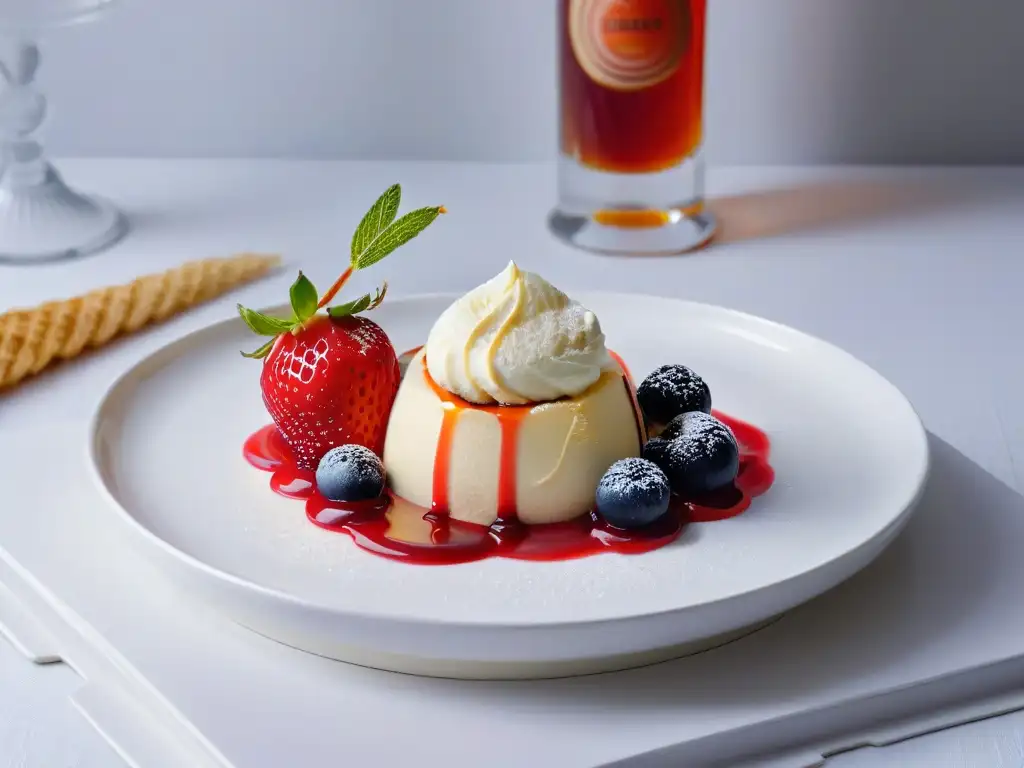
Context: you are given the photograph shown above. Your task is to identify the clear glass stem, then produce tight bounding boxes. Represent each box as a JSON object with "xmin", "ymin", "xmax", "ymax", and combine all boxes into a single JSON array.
[
  {"xmin": 0, "ymin": 35, "xmax": 125, "ymax": 263},
  {"xmin": 0, "ymin": 39, "xmax": 50, "ymax": 190}
]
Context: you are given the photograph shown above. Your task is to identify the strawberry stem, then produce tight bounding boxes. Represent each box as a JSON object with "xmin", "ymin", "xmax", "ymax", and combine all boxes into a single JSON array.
[{"xmin": 317, "ymin": 265, "xmax": 354, "ymax": 309}]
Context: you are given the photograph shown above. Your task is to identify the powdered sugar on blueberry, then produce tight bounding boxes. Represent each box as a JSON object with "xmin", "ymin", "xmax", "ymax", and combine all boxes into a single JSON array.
[
  {"xmin": 643, "ymin": 412, "xmax": 740, "ymax": 495},
  {"xmin": 637, "ymin": 364, "xmax": 711, "ymax": 427},
  {"xmin": 316, "ymin": 444, "xmax": 386, "ymax": 502},
  {"xmin": 595, "ymin": 457, "xmax": 671, "ymax": 529},
  {"xmin": 661, "ymin": 410, "xmax": 735, "ymax": 446}
]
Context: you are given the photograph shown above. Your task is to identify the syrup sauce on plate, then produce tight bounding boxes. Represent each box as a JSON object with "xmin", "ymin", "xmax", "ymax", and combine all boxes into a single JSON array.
[{"xmin": 243, "ymin": 350, "xmax": 774, "ymax": 565}]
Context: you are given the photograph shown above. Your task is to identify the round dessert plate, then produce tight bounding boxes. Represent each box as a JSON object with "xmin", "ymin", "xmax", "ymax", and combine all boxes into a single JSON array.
[{"xmin": 89, "ymin": 294, "xmax": 929, "ymax": 679}]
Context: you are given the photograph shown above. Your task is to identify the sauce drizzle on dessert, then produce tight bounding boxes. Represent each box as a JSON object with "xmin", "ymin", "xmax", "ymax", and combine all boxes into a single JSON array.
[
  {"xmin": 242, "ymin": 347, "xmax": 775, "ymax": 565},
  {"xmin": 430, "ymin": 407, "xmax": 459, "ymax": 516},
  {"xmin": 609, "ymin": 349, "xmax": 648, "ymax": 449},
  {"xmin": 423, "ymin": 361, "xmax": 531, "ymax": 526},
  {"xmin": 421, "ymin": 347, "xmax": 645, "ymax": 531}
]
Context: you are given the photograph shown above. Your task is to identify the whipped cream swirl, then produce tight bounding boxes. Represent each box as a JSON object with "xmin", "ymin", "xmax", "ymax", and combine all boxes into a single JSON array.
[{"xmin": 425, "ymin": 262, "xmax": 613, "ymax": 405}]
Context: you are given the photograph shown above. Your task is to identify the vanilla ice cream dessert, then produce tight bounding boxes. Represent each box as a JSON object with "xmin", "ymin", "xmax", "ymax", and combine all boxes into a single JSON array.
[{"xmin": 383, "ymin": 262, "xmax": 644, "ymax": 527}]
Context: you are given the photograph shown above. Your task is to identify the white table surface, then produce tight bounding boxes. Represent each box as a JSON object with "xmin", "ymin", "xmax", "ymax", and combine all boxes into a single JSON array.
[
  {"xmin": 1, "ymin": 160, "xmax": 1023, "ymax": 767},
  {"xmin": 4, "ymin": 621, "xmax": 1024, "ymax": 768}
]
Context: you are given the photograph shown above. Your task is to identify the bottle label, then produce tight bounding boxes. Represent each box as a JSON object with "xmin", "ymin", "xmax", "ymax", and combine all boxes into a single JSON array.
[{"xmin": 568, "ymin": 0, "xmax": 689, "ymax": 91}]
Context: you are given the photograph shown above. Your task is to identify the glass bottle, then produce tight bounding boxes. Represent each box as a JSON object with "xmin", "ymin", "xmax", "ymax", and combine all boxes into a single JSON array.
[{"xmin": 549, "ymin": 0, "xmax": 716, "ymax": 254}]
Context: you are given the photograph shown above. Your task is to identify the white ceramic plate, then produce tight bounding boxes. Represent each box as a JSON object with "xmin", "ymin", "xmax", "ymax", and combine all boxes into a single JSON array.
[{"xmin": 89, "ymin": 294, "xmax": 928, "ymax": 679}]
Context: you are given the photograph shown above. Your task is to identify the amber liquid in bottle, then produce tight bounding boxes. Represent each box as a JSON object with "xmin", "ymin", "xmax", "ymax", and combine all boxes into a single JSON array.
[
  {"xmin": 559, "ymin": 0, "xmax": 706, "ymax": 174},
  {"xmin": 550, "ymin": 0, "xmax": 716, "ymax": 252}
]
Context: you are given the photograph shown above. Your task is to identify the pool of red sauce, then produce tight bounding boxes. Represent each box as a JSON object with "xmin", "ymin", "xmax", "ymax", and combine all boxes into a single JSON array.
[{"xmin": 242, "ymin": 349, "xmax": 775, "ymax": 565}]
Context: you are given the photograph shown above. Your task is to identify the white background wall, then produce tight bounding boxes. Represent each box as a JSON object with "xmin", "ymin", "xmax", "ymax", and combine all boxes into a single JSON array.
[{"xmin": 30, "ymin": 0, "xmax": 1024, "ymax": 163}]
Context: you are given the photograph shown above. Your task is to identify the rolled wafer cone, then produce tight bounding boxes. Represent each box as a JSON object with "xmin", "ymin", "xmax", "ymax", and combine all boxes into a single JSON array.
[{"xmin": 0, "ymin": 252, "xmax": 281, "ymax": 391}]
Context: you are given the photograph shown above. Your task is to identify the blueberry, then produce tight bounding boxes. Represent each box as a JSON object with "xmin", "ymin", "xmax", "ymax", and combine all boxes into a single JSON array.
[
  {"xmin": 315, "ymin": 444, "xmax": 385, "ymax": 502},
  {"xmin": 658, "ymin": 411, "xmax": 705, "ymax": 441},
  {"xmin": 637, "ymin": 364, "xmax": 711, "ymax": 426},
  {"xmin": 640, "ymin": 436, "xmax": 674, "ymax": 470},
  {"xmin": 642, "ymin": 412, "xmax": 739, "ymax": 495},
  {"xmin": 595, "ymin": 458, "xmax": 671, "ymax": 529}
]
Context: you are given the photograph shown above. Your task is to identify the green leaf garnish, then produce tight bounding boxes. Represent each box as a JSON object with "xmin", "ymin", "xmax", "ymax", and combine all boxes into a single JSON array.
[
  {"xmin": 237, "ymin": 304, "xmax": 295, "ymax": 336},
  {"xmin": 289, "ymin": 271, "xmax": 319, "ymax": 323},
  {"xmin": 327, "ymin": 292, "xmax": 371, "ymax": 318},
  {"xmin": 237, "ymin": 184, "xmax": 443, "ymax": 362},
  {"xmin": 354, "ymin": 206, "xmax": 444, "ymax": 270},
  {"xmin": 241, "ymin": 338, "xmax": 276, "ymax": 359},
  {"xmin": 327, "ymin": 282, "xmax": 388, "ymax": 318},
  {"xmin": 350, "ymin": 184, "xmax": 401, "ymax": 264}
]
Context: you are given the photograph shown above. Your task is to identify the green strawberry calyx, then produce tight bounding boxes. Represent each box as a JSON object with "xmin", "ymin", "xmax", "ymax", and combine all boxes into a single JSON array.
[{"xmin": 236, "ymin": 183, "xmax": 445, "ymax": 359}]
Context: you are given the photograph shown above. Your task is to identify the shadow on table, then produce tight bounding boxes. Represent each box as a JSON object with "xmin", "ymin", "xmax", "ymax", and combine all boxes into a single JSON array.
[
  {"xmin": 703, "ymin": 0, "xmax": 1024, "ymax": 248},
  {"xmin": 707, "ymin": 179, "xmax": 980, "ymax": 246}
]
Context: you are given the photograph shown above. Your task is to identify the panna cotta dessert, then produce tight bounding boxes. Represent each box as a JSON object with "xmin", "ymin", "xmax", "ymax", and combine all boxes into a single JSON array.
[
  {"xmin": 383, "ymin": 262, "xmax": 644, "ymax": 526},
  {"xmin": 239, "ymin": 183, "xmax": 775, "ymax": 565}
]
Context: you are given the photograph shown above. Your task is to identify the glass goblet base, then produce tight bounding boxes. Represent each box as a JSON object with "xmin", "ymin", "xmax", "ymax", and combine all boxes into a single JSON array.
[{"xmin": 0, "ymin": 164, "xmax": 127, "ymax": 263}]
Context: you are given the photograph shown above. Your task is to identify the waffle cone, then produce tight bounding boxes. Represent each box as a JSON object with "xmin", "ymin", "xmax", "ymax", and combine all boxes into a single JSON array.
[{"xmin": 0, "ymin": 253, "xmax": 281, "ymax": 391}]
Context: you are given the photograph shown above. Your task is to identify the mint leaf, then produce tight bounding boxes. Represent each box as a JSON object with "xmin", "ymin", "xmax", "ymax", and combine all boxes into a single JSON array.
[
  {"xmin": 241, "ymin": 338, "xmax": 276, "ymax": 359},
  {"xmin": 237, "ymin": 304, "xmax": 294, "ymax": 336},
  {"xmin": 355, "ymin": 206, "xmax": 443, "ymax": 270},
  {"xmin": 351, "ymin": 184, "xmax": 401, "ymax": 264},
  {"xmin": 289, "ymin": 272, "xmax": 319, "ymax": 323},
  {"xmin": 326, "ymin": 282, "xmax": 388, "ymax": 319}
]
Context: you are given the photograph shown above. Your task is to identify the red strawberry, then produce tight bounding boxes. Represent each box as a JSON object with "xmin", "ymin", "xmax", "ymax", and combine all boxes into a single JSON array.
[
  {"xmin": 260, "ymin": 315, "xmax": 401, "ymax": 469},
  {"xmin": 236, "ymin": 182, "xmax": 444, "ymax": 469}
]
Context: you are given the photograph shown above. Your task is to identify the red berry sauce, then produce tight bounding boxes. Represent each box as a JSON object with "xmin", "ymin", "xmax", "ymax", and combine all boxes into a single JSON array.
[{"xmin": 242, "ymin": 350, "xmax": 775, "ymax": 565}]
